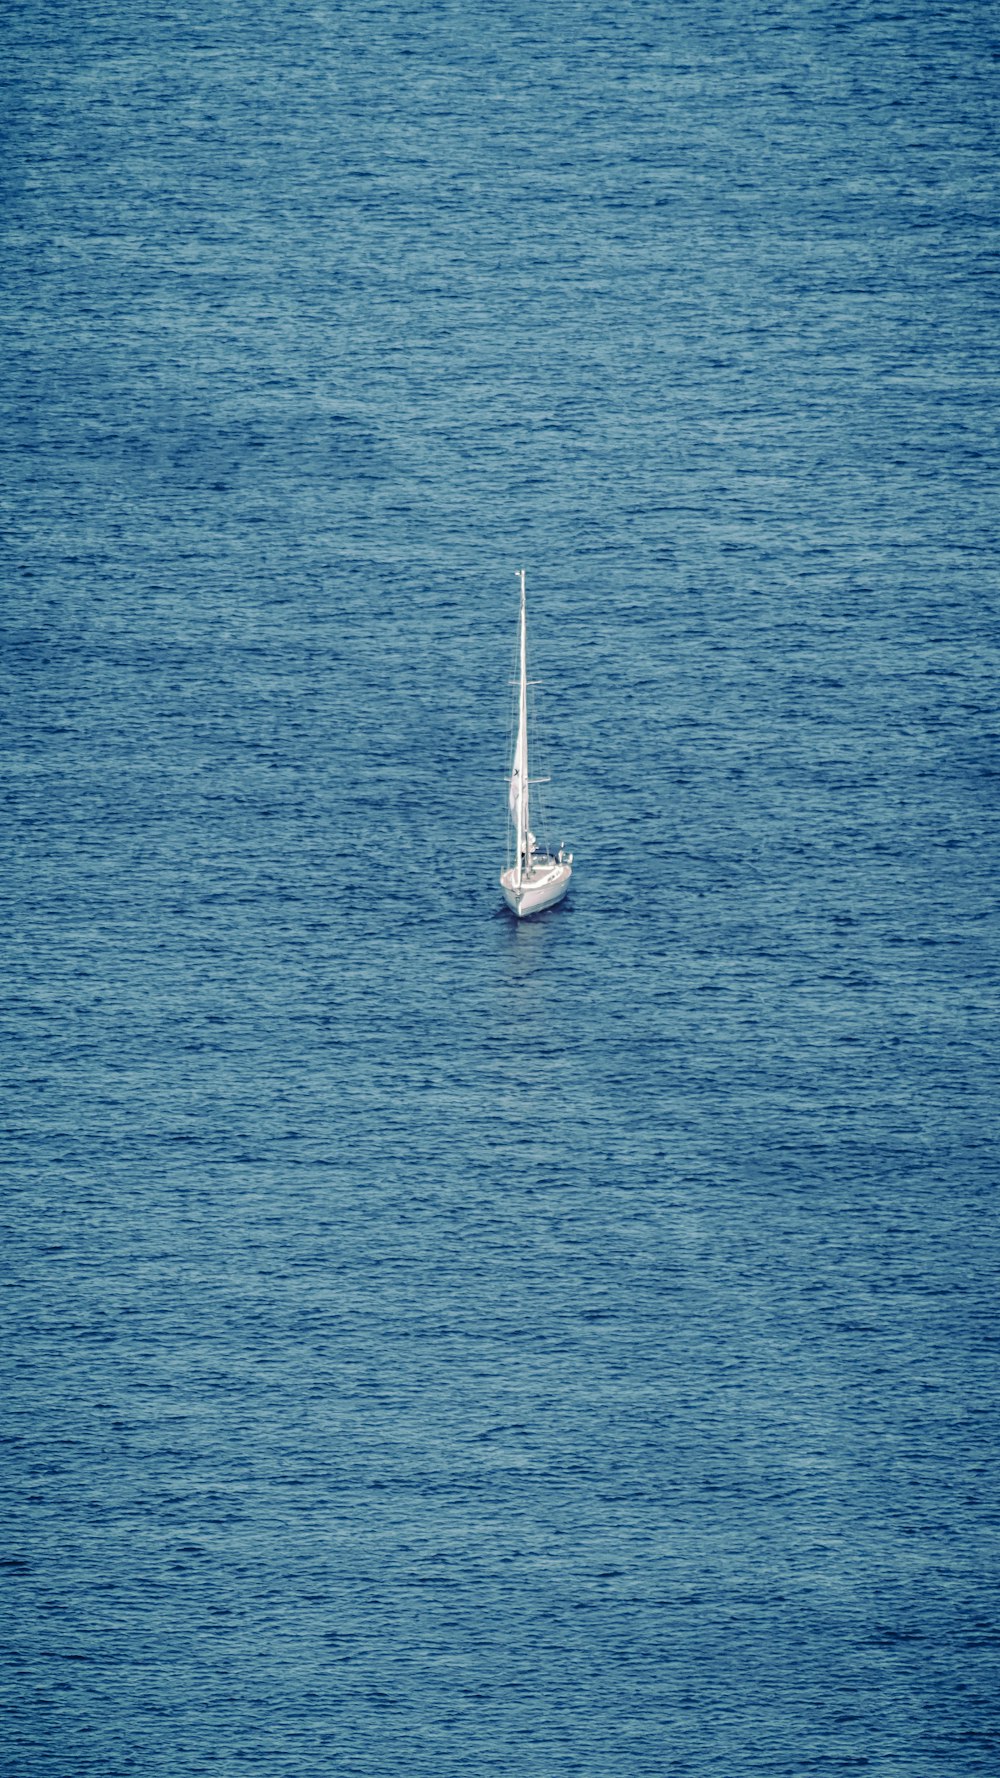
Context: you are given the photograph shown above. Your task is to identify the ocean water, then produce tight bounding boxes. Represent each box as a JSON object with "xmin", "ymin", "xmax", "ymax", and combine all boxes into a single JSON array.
[{"xmin": 2, "ymin": 2, "xmax": 998, "ymax": 1773}]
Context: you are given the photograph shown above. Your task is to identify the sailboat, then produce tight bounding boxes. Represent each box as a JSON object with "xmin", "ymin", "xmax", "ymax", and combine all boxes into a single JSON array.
[{"xmin": 500, "ymin": 569, "xmax": 573, "ymax": 918}]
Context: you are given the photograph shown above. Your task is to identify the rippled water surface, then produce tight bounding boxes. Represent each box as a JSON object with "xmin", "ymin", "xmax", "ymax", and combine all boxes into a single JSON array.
[{"xmin": 3, "ymin": 2, "xmax": 998, "ymax": 1773}]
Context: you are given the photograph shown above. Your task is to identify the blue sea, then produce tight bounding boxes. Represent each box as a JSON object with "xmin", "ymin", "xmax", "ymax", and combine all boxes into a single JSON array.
[{"xmin": 3, "ymin": 2, "xmax": 998, "ymax": 1773}]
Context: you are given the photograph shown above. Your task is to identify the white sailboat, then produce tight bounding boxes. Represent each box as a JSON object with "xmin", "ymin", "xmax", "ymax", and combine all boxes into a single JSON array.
[{"xmin": 500, "ymin": 569, "xmax": 573, "ymax": 918}]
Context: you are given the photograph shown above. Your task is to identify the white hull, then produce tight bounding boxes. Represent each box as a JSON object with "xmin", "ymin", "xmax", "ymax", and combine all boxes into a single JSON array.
[{"xmin": 500, "ymin": 859, "xmax": 572, "ymax": 919}]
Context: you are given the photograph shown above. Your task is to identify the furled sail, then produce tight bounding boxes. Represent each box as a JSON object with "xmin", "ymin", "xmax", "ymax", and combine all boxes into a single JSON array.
[
  {"xmin": 509, "ymin": 571, "xmax": 529, "ymax": 868},
  {"xmin": 508, "ymin": 718, "xmax": 527, "ymax": 821}
]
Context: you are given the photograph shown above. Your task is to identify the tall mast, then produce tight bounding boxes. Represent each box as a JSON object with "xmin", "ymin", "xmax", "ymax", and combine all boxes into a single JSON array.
[{"xmin": 514, "ymin": 567, "xmax": 529, "ymax": 888}]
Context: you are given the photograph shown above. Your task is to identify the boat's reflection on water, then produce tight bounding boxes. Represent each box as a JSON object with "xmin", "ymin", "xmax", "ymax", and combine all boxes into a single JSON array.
[{"xmin": 495, "ymin": 889, "xmax": 573, "ymax": 991}]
